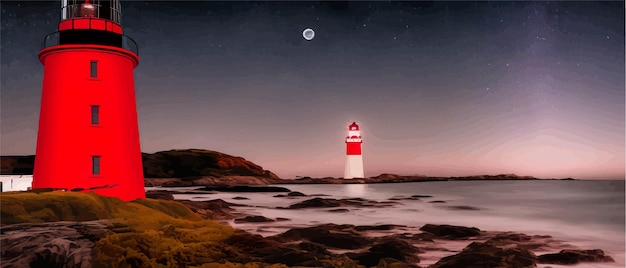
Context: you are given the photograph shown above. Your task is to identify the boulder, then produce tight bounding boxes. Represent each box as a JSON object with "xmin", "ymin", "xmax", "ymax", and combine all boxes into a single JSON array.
[
  {"xmin": 272, "ymin": 225, "xmax": 370, "ymax": 249},
  {"xmin": 145, "ymin": 190, "xmax": 175, "ymax": 200},
  {"xmin": 234, "ymin": 216, "xmax": 275, "ymax": 223},
  {"xmin": 430, "ymin": 242, "xmax": 537, "ymax": 268},
  {"xmin": 354, "ymin": 225, "xmax": 405, "ymax": 231},
  {"xmin": 538, "ymin": 249, "xmax": 615, "ymax": 264},
  {"xmin": 348, "ymin": 239, "xmax": 420, "ymax": 267},
  {"xmin": 419, "ymin": 224, "xmax": 481, "ymax": 239},
  {"xmin": 288, "ymin": 198, "xmax": 342, "ymax": 209},
  {"xmin": 200, "ymin": 186, "xmax": 291, "ymax": 193}
]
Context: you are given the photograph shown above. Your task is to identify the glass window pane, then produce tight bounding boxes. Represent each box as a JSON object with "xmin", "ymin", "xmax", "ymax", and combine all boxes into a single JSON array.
[
  {"xmin": 91, "ymin": 106, "xmax": 99, "ymax": 124},
  {"xmin": 92, "ymin": 156, "xmax": 100, "ymax": 175},
  {"xmin": 90, "ymin": 61, "xmax": 98, "ymax": 78}
]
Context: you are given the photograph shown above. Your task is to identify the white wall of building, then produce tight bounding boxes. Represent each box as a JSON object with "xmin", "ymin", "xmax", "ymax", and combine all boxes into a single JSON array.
[{"xmin": 0, "ymin": 175, "xmax": 33, "ymax": 192}]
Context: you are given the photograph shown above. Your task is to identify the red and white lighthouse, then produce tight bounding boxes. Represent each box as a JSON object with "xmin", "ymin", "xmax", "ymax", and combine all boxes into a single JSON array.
[
  {"xmin": 32, "ymin": 0, "xmax": 145, "ymax": 201},
  {"xmin": 344, "ymin": 122, "xmax": 364, "ymax": 179}
]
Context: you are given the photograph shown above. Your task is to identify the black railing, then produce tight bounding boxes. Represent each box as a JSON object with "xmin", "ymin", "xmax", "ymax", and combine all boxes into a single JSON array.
[{"xmin": 42, "ymin": 31, "xmax": 138, "ymax": 55}]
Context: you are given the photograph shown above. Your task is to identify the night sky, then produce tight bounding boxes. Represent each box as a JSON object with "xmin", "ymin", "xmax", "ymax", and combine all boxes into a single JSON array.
[{"xmin": 1, "ymin": 1, "xmax": 624, "ymax": 179}]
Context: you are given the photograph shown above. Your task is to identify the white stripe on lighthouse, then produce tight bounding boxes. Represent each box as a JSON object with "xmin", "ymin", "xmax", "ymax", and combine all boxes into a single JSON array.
[{"xmin": 344, "ymin": 155, "xmax": 364, "ymax": 179}]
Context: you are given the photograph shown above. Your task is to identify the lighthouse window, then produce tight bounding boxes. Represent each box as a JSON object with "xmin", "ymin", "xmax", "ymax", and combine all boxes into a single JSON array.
[
  {"xmin": 92, "ymin": 156, "xmax": 101, "ymax": 175},
  {"xmin": 91, "ymin": 105, "xmax": 99, "ymax": 125},
  {"xmin": 90, "ymin": 61, "xmax": 98, "ymax": 78}
]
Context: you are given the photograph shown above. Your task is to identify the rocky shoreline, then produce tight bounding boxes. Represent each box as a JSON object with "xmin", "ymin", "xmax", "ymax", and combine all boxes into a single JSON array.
[
  {"xmin": 151, "ymin": 189, "xmax": 615, "ymax": 267},
  {"xmin": 2, "ymin": 189, "xmax": 615, "ymax": 268}
]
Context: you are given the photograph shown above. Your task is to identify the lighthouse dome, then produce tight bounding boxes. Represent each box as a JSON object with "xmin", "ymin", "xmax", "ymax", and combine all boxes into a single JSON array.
[{"xmin": 349, "ymin": 122, "xmax": 359, "ymax": 131}]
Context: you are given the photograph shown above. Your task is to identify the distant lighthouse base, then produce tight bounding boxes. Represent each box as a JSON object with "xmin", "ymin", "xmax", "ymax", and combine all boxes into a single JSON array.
[{"xmin": 344, "ymin": 155, "xmax": 364, "ymax": 179}]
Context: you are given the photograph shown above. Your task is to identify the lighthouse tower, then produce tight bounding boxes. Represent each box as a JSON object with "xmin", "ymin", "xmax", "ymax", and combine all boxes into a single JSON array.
[
  {"xmin": 32, "ymin": 0, "xmax": 145, "ymax": 201},
  {"xmin": 344, "ymin": 122, "xmax": 364, "ymax": 179}
]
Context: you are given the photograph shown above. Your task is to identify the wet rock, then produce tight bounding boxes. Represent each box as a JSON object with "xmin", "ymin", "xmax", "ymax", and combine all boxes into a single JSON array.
[
  {"xmin": 430, "ymin": 242, "xmax": 537, "ymax": 268},
  {"xmin": 411, "ymin": 195, "xmax": 433, "ymax": 198},
  {"xmin": 389, "ymin": 196, "xmax": 422, "ymax": 201},
  {"xmin": 276, "ymin": 217, "xmax": 290, "ymax": 221},
  {"xmin": 145, "ymin": 190, "xmax": 174, "ymax": 200},
  {"xmin": 272, "ymin": 225, "xmax": 370, "ymax": 249},
  {"xmin": 232, "ymin": 196, "xmax": 249, "ymax": 200},
  {"xmin": 298, "ymin": 241, "xmax": 331, "ymax": 256},
  {"xmin": 287, "ymin": 197, "xmax": 398, "ymax": 209},
  {"xmin": 348, "ymin": 239, "xmax": 420, "ymax": 267},
  {"xmin": 288, "ymin": 198, "xmax": 342, "ymax": 209},
  {"xmin": 445, "ymin": 205, "xmax": 482, "ymax": 210},
  {"xmin": 429, "ymin": 200, "xmax": 446, "ymax": 203},
  {"xmin": 419, "ymin": 224, "xmax": 481, "ymax": 239},
  {"xmin": 287, "ymin": 191, "xmax": 306, "ymax": 197},
  {"xmin": 162, "ymin": 180, "xmax": 194, "ymax": 187},
  {"xmin": 234, "ymin": 216, "xmax": 275, "ymax": 223},
  {"xmin": 328, "ymin": 208, "xmax": 350, "ymax": 213},
  {"xmin": 199, "ymin": 185, "xmax": 291, "ymax": 192},
  {"xmin": 354, "ymin": 224, "xmax": 405, "ymax": 231},
  {"xmin": 538, "ymin": 249, "xmax": 615, "ymax": 264},
  {"xmin": 177, "ymin": 199, "xmax": 241, "ymax": 220},
  {"xmin": 484, "ymin": 232, "xmax": 550, "ymax": 251}
]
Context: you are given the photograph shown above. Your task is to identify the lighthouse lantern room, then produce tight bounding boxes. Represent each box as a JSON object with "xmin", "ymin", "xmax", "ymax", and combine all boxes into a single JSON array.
[
  {"xmin": 344, "ymin": 122, "xmax": 364, "ymax": 179},
  {"xmin": 32, "ymin": 0, "xmax": 145, "ymax": 201}
]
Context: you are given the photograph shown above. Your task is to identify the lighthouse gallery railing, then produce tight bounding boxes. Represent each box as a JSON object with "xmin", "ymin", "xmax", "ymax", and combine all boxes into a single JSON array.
[{"xmin": 42, "ymin": 31, "xmax": 139, "ymax": 56}]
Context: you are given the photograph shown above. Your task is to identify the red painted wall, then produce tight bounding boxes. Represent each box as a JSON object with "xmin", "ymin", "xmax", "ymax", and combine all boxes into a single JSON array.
[
  {"xmin": 33, "ymin": 44, "xmax": 145, "ymax": 201},
  {"xmin": 346, "ymin": 142, "xmax": 362, "ymax": 155}
]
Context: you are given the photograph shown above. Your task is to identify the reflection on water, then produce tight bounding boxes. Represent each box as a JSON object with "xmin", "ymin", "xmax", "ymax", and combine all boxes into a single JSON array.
[{"xmin": 345, "ymin": 184, "xmax": 367, "ymax": 198}]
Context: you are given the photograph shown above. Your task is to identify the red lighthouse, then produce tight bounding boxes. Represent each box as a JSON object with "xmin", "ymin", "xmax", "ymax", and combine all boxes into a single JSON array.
[
  {"xmin": 344, "ymin": 122, "xmax": 364, "ymax": 179},
  {"xmin": 32, "ymin": 0, "xmax": 145, "ymax": 201}
]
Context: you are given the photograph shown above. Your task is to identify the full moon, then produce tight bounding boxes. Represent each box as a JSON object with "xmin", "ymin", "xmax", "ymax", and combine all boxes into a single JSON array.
[{"xmin": 302, "ymin": 28, "xmax": 315, "ymax": 41}]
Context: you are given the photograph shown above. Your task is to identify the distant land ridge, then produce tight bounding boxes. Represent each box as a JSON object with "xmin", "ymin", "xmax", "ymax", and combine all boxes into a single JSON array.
[{"xmin": 1, "ymin": 149, "xmax": 574, "ymax": 187}]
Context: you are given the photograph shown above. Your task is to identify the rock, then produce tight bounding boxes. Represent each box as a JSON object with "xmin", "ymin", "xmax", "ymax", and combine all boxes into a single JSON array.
[
  {"xmin": 429, "ymin": 200, "xmax": 446, "ymax": 203},
  {"xmin": 298, "ymin": 241, "xmax": 331, "ymax": 256},
  {"xmin": 287, "ymin": 191, "xmax": 306, "ymax": 197},
  {"xmin": 161, "ymin": 180, "xmax": 194, "ymax": 187},
  {"xmin": 328, "ymin": 208, "xmax": 350, "ymax": 213},
  {"xmin": 354, "ymin": 224, "xmax": 405, "ymax": 231},
  {"xmin": 177, "ymin": 199, "xmax": 240, "ymax": 220},
  {"xmin": 538, "ymin": 249, "xmax": 615, "ymax": 264},
  {"xmin": 200, "ymin": 186, "xmax": 291, "ymax": 192},
  {"xmin": 288, "ymin": 198, "xmax": 342, "ymax": 209},
  {"xmin": 234, "ymin": 216, "xmax": 275, "ymax": 223},
  {"xmin": 287, "ymin": 197, "xmax": 398, "ymax": 209},
  {"xmin": 232, "ymin": 196, "xmax": 249, "ymax": 200},
  {"xmin": 430, "ymin": 242, "xmax": 537, "ymax": 268},
  {"xmin": 389, "ymin": 196, "xmax": 422, "ymax": 201},
  {"xmin": 485, "ymin": 232, "xmax": 553, "ymax": 251},
  {"xmin": 445, "ymin": 205, "xmax": 482, "ymax": 211},
  {"xmin": 411, "ymin": 195, "xmax": 433, "ymax": 198},
  {"xmin": 419, "ymin": 224, "xmax": 481, "ymax": 239},
  {"xmin": 348, "ymin": 239, "xmax": 420, "ymax": 267},
  {"xmin": 142, "ymin": 149, "xmax": 280, "ymax": 180},
  {"xmin": 145, "ymin": 190, "xmax": 174, "ymax": 200},
  {"xmin": 276, "ymin": 218, "xmax": 290, "ymax": 221},
  {"xmin": 272, "ymin": 225, "xmax": 370, "ymax": 249},
  {"xmin": 0, "ymin": 221, "xmax": 111, "ymax": 268},
  {"xmin": 273, "ymin": 194, "xmax": 286, "ymax": 197}
]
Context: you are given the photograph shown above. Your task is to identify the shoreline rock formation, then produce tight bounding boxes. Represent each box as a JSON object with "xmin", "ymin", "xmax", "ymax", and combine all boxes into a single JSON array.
[{"xmin": 1, "ymin": 190, "xmax": 616, "ymax": 268}]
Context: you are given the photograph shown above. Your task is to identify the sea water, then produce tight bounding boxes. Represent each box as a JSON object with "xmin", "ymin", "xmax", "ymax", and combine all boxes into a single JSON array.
[{"xmin": 150, "ymin": 180, "xmax": 625, "ymax": 267}]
